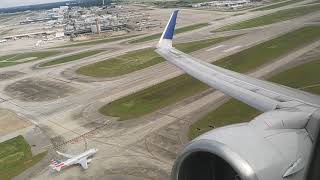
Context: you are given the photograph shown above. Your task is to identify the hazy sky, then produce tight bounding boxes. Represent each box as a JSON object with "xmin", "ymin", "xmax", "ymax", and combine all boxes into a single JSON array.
[{"xmin": 0, "ymin": 0, "xmax": 66, "ymax": 8}]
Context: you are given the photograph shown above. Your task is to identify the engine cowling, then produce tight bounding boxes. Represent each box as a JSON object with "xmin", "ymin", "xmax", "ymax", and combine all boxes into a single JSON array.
[{"xmin": 172, "ymin": 110, "xmax": 313, "ymax": 180}]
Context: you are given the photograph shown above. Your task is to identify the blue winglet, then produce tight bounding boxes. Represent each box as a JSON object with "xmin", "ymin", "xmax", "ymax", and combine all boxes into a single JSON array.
[
  {"xmin": 163, "ymin": 10, "xmax": 179, "ymax": 40},
  {"xmin": 158, "ymin": 10, "xmax": 179, "ymax": 48}
]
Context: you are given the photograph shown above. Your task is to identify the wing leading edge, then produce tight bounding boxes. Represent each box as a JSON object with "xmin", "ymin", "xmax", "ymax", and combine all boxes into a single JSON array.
[{"xmin": 156, "ymin": 10, "xmax": 320, "ymax": 112}]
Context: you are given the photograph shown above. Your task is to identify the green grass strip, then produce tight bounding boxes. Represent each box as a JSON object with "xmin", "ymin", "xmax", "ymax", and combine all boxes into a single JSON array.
[
  {"xmin": 100, "ymin": 26, "xmax": 320, "ymax": 121},
  {"xmin": 76, "ymin": 48, "xmax": 163, "ymax": 78},
  {"xmin": 0, "ymin": 29, "xmax": 13, "ymax": 36},
  {"xmin": 214, "ymin": 26, "xmax": 320, "ymax": 72},
  {"xmin": 0, "ymin": 135, "xmax": 47, "ymax": 180},
  {"xmin": 55, "ymin": 34, "xmax": 141, "ymax": 48},
  {"xmin": 252, "ymin": 0, "xmax": 303, "ymax": 11},
  {"xmin": 100, "ymin": 75, "xmax": 210, "ymax": 120},
  {"xmin": 40, "ymin": 50, "xmax": 104, "ymax": 67},
  {"xmin": 306, "ymin": 0, "xmax": 320, "ymax": 4},
  {"xmin": 128, "ymin": 23, "xmax": 209, "ymax": 44},
  {"xmin": 77, "ymin": 35, "xmax": 235, "ymax": 78},
  {"xmin": 0, "ymin": 51, "xmax": 60, "ymax": 68},
  {"xmin": 216, "ymin": 4, "xmax": 320, "ymax": 32}
]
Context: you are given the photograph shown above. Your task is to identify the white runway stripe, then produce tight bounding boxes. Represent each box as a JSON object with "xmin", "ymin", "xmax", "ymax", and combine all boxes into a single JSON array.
[
  {"xmin": 223, "ymin": 45, "xmax": 242, "ymax": 52},
  {"xmin": 205, "ymin": 45, "xmax": 225, "ymax": 51}
]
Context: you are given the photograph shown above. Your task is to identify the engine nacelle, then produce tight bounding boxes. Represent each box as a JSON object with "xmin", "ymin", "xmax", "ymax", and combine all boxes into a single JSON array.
[{"xmin": 172, "ymin": 110, "xmax": 313, "ymax": 180}]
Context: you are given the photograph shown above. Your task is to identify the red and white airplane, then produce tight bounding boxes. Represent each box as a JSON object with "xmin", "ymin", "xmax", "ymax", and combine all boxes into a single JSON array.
[{"xmin": 50, "ymin": 148, "xmax": 98, "ymax": 172}]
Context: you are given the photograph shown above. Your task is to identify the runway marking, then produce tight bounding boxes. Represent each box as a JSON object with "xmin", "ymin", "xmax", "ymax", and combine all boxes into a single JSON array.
[
  {"xmin": 299, "ymin": 83, "xmax": 320, "ymax": 90},
  {"xmin": 223, "ymin": 45, "xmax": 242, "ymax": 53},
  {"xmin": 205, "ymin": 45, "xmax": 225, "ymax": 52}
]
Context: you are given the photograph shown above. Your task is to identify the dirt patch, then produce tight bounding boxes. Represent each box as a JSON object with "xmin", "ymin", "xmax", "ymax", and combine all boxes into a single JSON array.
[
  {"xmin": 0, "ymin": 108, "xmax": 31, "ymax": 136},
  {"xmin": 0, "ymin": 71, "xmax": 25, "ymax": 81},
  {"xmin": 4, "ymin": 78, "xmax": 77, "ymax": 102}
]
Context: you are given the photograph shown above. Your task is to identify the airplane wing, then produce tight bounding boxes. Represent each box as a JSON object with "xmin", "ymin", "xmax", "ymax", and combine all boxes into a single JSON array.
[
  {"xmin": 156, "ymin": 10, "xmax": 320, "ymax": 112},
  {"xmin": 156, "ymin": 10, "xmax": 320, "ymax": 180},
  {"xmin": 56, "ymin": 151, "xmax": 74, "ymax": 158},
  {"xmin": 78, "ymin": 158, "xmax": 88, "ymax": 169}
]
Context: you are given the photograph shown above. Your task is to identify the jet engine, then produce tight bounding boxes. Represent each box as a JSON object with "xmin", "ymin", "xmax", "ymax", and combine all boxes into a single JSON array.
[{"xmin": 172, "ymin": 110, "xmax": 314, "ymax": 180}]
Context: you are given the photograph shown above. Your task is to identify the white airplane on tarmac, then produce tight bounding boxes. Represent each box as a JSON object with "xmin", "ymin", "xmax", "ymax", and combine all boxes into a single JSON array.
[{"xmin": 50, "ymin": 148, "xmax": 98, "ymax": 172}]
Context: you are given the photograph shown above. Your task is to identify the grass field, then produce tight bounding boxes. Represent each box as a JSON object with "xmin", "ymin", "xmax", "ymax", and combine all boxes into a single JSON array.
[
  {"xmin": 214, "ymin": 26, "xmax": 320, "ymax": 72},
  {"xmin": 40, "ymin": 50, "xmax": 104, "ymax": 67},
  {"xmin": 0, "ymin": 14, "xmax": 18, "ymax": 23},
  {"xmin": 0, "ymin": 136, "xmax": 47, "ymax": 180},
  {"xmin": 77, "ymin": 35, "xmax": 234, "ymax": 78},
  {"xmin": 76, "ymin": 48, "xmax": 163, "ymax": 78},
  {"xmin": 216, "ymin": 4, "xmax": 320, "ymax": 31},
  {"xmin": 0, "ymin": 51, "xmax": 60, "ymax": 68},
  {"xmin": 54, "ymin": 34, "xmax": 141, "ymax": 48},
  {"xmin": 306, "ymin": 0, "xmax": 320, "ymax": 4},
  {"xmin": 270, "ymin": 57, "xmax": 320, "ymax": 94},
  {"xmin": 232, "ymin": 13, "xmax": 246, "ymax": 16},
  {"xmin": 0, "ymin": 29, "xmax": 13, "ymax": 36},
  {"xmin": 99, "ymin": 26, "xmax": 320, "ymax": 121},
  {"xmin": 128, "ymin": 23, "xmax": 209, "ymax": 44},
  {"xmin": 189, "ymin": 56, "xmax": 320, "ymax": 139},
  {"xmin": 100, "ymin": 75, "xmax": 209, "ymax": 120},
  {"xmin": 0, "ymin": 13, "xmax": 24, "ymax": 19},
  {"xmin": 252, "ymin": 0, "xmax": 303, "ymax": 11},
  {"xmin": 0, "ymin": 14, "xmax": 16, "ymax": 19}
]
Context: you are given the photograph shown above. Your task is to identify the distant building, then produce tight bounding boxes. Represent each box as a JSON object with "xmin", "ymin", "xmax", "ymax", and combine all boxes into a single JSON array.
[
  {"xmin": 192, "ymin": 0, "xmax": 251, "ymax": 9},
  {"xmin": 60, "ymin": 6, "xmax": 69, "ymax": 11},
  {"xmin": 55, "ymin": 32, "xmax": 65, "ymax": 38},
  {"xmin": 192, "ymin": 4, "xmax": 201, "ymax": 8},
  {"xmin": 91, "ymin": 24, "xmax": 101, "ymax": 34}
]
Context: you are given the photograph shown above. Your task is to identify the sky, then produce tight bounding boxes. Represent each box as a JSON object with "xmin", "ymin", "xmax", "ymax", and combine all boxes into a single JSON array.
[{"xmin": 0, "ymin": 0, "xmax": 67, "ymax": 8}]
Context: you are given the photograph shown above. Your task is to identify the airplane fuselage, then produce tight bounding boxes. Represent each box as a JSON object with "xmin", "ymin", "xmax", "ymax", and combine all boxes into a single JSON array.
[{"xmin": 64, "ymin": 148, "xmax": 97, "ymax": 166}]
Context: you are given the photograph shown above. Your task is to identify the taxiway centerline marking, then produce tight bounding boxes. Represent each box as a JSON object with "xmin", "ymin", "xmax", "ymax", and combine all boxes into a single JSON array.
[
  {"xmin": 223, "ymin": 45, "xmax": 242, "ymax": 53},
  {"xmin": 205, "ymin": 45, "xmax": 225, "ymax": 51}
]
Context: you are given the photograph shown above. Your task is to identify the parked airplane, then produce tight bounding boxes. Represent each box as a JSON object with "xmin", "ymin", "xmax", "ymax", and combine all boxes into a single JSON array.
[
  {"xmin": 50, "ymin": 148, "xmax": 98, "ymax": 172},
  {"xmin": 156, "ymin": 10, "xmax": 320, "ymax": 180}
]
